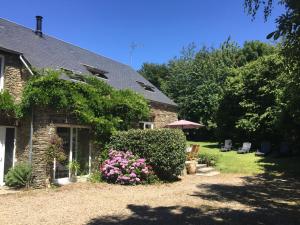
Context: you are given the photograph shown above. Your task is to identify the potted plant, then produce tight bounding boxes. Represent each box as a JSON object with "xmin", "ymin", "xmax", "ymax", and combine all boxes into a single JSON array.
[
  {"xmin": 185, "ymin": 160, "xmax": 197, "ymax": 174},
  {"xmin": 68, "ymin": 160, "xmax": 80, "ymax": 182}
]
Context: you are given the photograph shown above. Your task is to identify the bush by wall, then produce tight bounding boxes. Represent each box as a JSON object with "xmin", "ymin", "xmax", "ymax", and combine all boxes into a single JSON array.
[
  {"xmin": 109, "ymin": 129, "xmax": 186, "ymax": 181},
  {"xmin": 5, "ymin": 163, "xmax": 32, "ymax": 188}
]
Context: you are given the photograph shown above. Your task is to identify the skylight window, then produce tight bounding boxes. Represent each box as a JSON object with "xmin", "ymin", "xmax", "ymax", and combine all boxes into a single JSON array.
[
  {"xmin": 83, "ymin": 64, "xmax": 108, "ymax": 80},
  {"xmin": 136, "ymin": 81, "xmax": 155, "ymax": 92},
  {"xmin": 61, "ymin": 68, "xmax": 85, "ymax": 82}
]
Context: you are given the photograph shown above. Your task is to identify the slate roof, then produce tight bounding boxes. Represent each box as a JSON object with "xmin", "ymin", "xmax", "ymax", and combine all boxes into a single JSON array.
[{"xmin": 0, "ymin": 18, "xmax": 176, "ymax": 106}]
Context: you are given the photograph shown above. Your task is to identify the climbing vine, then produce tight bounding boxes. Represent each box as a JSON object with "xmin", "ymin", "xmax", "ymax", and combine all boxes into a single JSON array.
[
  {"xmin": 0, "ymin": 90, "xmax": 17, "ymax": 118},
  {"xmin": 19, "ymin": 69, "xmax": 150, "ymax": 142}
]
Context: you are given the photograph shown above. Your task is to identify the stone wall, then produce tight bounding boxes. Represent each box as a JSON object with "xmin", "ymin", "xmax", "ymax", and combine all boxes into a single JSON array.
[
  {"xmin": 1, "ymin": 50, "xmax": 30, "ymax": 103},
  {"xmin": 15, "ymin": 118, "xmax": 31, "ymax": 164},
  {"xmin": 0, "ymin": 50, "xmax": 31, "ymax": 173},
  {"xmin": 150, "ymin": 101, "xmax": 178, "ymax": 128}
]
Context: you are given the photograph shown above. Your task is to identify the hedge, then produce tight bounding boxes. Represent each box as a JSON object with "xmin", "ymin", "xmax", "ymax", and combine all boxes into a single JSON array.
[{"xmin": 109, "ymin": 128, "xmax": 186, "ymax": 181}]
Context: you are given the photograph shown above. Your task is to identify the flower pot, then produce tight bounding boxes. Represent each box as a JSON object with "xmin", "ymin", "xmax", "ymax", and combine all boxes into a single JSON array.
[
  {"xmin": 70, "ymin": 175, "xmax": 77, "ymax": 182},
  {"xmin": 185, "ymin": 160, "xmax": 197, "ymax": 174}
]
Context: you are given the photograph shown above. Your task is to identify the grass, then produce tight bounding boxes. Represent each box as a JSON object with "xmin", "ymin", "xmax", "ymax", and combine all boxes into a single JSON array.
[{"xmin": 189, "ymin": 141, "xmax": 300, "ymax": 176}]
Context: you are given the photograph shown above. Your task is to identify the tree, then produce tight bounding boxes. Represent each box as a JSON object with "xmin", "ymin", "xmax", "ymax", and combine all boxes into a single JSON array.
[
  {"xmin": 165, "ymin": 40, "xmax": 275, "ymax": 130},
  {"xmin": 245, "ymin": 0, "xmax": 300, "ymax": 148},
  {"xmin": 138, "ymin": 63, "xmax": 170, "ymax": 90},
  {"xmin": 216, "ymin": 54, "xmax": 286, "ymax": 143}
]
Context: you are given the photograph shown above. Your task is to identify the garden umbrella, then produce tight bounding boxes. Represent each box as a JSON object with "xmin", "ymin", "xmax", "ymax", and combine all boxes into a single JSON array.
[{"xmin": 165, "ymin": 120, "xmax": 204, "ymax": 129}]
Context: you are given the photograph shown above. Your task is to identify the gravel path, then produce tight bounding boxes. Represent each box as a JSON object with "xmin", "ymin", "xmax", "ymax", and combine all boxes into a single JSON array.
[{"xmin": 0, "ymin": 174, "xmax": 299, "ymax": 225}]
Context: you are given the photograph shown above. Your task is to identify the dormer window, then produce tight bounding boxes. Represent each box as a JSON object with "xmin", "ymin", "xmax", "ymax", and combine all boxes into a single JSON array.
[
  {"xmin": 61, "ymin": 68, "xmax": 85, "ymax": 82},
  {"xmin": 0, "ymin": 55, "xmax": 4, "ymax": 90},
  {"xmin": 136, "ymin": 81, "xmax": 155, "ymax": 92},
  {"xmin": 83, "ymin": 64, "xmax": 108, "ymax": 80}
]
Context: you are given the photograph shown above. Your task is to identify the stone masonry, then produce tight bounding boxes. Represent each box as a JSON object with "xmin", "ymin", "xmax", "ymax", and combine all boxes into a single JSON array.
[
  {"xmin": 1, "ymin": 50, "xmax": 30, "ymax": 103},
  {"xmin": 150, "ymin": 101, "xmax": 178, "ymax": 128}
]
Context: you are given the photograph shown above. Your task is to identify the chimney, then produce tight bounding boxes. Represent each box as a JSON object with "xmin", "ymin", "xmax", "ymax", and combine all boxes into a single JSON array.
[{"xmin": 35, "ymin": 16, "xmax": 43, "ymax": 37}]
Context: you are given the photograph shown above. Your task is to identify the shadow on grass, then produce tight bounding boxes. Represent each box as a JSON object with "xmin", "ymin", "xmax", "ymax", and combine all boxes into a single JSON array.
[
  {"xmin": 202, "ymin": 144, "xmax": 219, "ymax": 149},
  {"xmin": 257, "ymin": 155, "xmax": 300, "ymax": 177}
]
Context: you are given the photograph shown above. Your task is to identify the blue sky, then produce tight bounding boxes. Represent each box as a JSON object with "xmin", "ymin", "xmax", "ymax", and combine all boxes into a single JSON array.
[{"xmin": 2, "ymin": 0, "xmax": 283, "ymax": 69}]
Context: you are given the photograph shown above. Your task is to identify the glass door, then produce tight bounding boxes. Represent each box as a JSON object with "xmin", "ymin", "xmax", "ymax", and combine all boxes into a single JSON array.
[
  {"xmin": 54, "ymin": 127, "xmax": 91, "ymax": 183},
  {"xmin": 55, "ymin": 127, "xmax": 71, "ymax": 179},
  {"xmin": 0, "ymin": 127, "xmax": 15, "ymax": 185},
  {"xmin": 76, "ymin": 128, "xmax": 90, "ymax": 176}
]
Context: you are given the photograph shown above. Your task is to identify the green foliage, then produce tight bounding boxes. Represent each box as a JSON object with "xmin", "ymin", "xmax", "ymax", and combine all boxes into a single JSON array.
[
  {"xmin": 140, "ymin": 40, "xmax": 276, "ymax": 133},
  {"xmin": 19, "ymin": 69, "xmax": 150, "ymax": 142},
  {"xmin": 138, "ymin": 63, "xmax": 170, "ymax": 90},
  {"xmin": 46, "ymin": 134, "xmax": 67, "ymax": 163},
  {"xmin": 109, "ymin": 129, "xmax": 187, "ymax": 181},
  {"xmin": 145, "ymin": 173, "xmax": 160, "ymax": 184},
  {"xmin": 198, "ymin": 152, "xmax": 219, "ymax": 167},
  {"xmin": 244, "ymin": 1, "xmax": 300, "ymax": 149},
  {"xmin": 216, "ymin": 54, "xmax": 286, "ymax": 142},
  {"xmin": 88, "ymin": 171, "xmax": 103, "ymax": 183},
  {"xmin": 0, "ymin": 90, "xmax": 17, "ymax": 117},
  {"xmin": 5, "ymin": 163, "xmax": 32, "ymax": 188},
  {"xmin": 68, "ymin": 160, "xmax": 80, "ymax": 176}
]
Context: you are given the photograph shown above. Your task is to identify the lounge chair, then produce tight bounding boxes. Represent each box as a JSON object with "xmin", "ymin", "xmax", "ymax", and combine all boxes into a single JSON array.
[
  {"xmin": 186, "ymin": 145, "xmax": 192, "ymax": 153},
  {"xmin": 187, "ymin": 144, "xmax": 200, "ymax": 160},
  {"xmin": 255, "ymin": 142, "xmax": 271, "ymax": 156},
  {"xmin": 237, "ymin": 142, "xmax": 251, "ymax": 154},
  {"xmin": 220, "ymin": 139, "xmax": 232, "ymax": 152}
]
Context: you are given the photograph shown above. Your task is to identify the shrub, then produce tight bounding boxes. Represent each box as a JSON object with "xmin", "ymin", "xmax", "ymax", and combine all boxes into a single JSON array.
[
  {"xmin": 109, "ymin": 128, "xmax": 186, "ymax": 181},
  {"xmin": 5, "ymin": 163, "xmax": 32, "ymax": 188},
  {"xmin": 198, "ymin": 152, "xmax": 219, "ymax": 166},
  {"xmin": 0, "ymin": 90, "xmax": 17, "ymax": 117},
  {"xmin": 101, "ymin": 150, "xmax": 152, "ymax": 185},
  {"xmin": 89, "ymin": 171, "xmax": 103, "ymax": 183}
]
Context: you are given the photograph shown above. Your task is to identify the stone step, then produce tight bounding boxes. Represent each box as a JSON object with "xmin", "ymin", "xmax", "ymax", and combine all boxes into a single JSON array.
[
  {"xmin": 197, "ymin": 167, "xmax": 215, "ymax": 173},
  {"xmin": 196, "ymin": 171, "xmax": 220, "ymax": 176},
  {"xmin": 196, "ymin": 164, "xmax": 207, "ymax": 169}
]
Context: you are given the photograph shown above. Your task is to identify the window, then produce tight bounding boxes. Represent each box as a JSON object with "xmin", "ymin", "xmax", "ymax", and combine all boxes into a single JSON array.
[
  {"xmin": 83, "ymin": 64, "xmax": 108, "ymax": 80},
  {"xmin": 61, "ymin": 68, "xmax": 86, "ymax": 83},
  {"xmin": 136, "ymin": 81, "xmax": 155, "ymax": 92},
  {"xmin": 0, "ymin": 55, "xmax": 4, "ymax": 91},
  {"xmin": 139, "ymin": 121, "xmax": 154, "ymax": 130}
]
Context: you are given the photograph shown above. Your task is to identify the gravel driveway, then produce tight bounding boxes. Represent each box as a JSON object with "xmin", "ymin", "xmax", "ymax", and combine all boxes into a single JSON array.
[{"xmin": 0, "ymin": 174, "xmax": 299, "ymax": 225}]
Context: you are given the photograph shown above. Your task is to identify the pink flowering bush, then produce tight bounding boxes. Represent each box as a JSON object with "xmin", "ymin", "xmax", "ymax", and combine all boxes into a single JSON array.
[{"xmin": 100, "ymin": 150, "xmax": 153, "ymax": 185}]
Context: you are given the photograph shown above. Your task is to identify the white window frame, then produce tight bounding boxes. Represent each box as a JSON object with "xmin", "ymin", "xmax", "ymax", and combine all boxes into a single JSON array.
[
  {"xmin": 53, "ymin": 125, "xmax": 92, "ymax": 185},
  {"xmin": 0, "ymin": 55, "xmax": 5, "ymax": 91},
  {"xmin": 139, "ymin": 121, "xmax": 154, "ymax": 130}
]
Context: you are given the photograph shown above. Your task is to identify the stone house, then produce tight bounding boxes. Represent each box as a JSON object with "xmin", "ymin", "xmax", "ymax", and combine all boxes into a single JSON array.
[{"xmin": 0, "ymin": 17, "xmax": 177, "ymax": 187}]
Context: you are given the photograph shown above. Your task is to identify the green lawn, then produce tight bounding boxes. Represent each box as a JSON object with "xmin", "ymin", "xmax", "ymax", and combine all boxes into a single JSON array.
[{"xmin": 189, "ymin": 141, "xmax": 300, "ymax": 176}]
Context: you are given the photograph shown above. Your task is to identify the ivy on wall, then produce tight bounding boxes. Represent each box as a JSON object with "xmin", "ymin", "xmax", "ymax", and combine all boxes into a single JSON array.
[
  {"xmin": 0, "ymin": 90, "xmax": 17, "ymax": 118},
  {"xmin": 2, "ymin": 69, "xmax": 150, "ymax": 142}
]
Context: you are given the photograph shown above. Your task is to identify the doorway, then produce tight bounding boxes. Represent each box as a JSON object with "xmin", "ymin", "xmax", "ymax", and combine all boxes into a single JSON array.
[
  {"xmin": 54, "ymin": 126, "xmax": 91, "ymax": 184},
  {"xmin": 0, "ymin": 127, "xmax": 15, "ymax": 185}
]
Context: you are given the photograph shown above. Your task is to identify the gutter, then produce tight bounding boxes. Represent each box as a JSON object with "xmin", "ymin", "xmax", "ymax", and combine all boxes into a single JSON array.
[
  {"xmin": 29, "ymin": 109, "xmax": 33, "ymax": 164},
  {"xmin": 19, "ymin": 54, "xmax": 34, "ymax": 163},
  {"xmin": 19, "ymin": 55, "xmax": 34, "ymax": 76}
]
